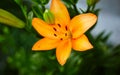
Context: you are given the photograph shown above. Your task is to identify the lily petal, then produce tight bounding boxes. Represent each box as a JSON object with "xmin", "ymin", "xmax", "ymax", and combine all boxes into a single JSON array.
[
  {"xmin": 56, "ymin": 39, "xmax": 71, "ymax": 66},
  {"xmin": 72, "ymin": 35, "xmax": 93, "ymax": 51},
  {"xmin": 32, "ymin": 38, "xmax": 60, "ymax": 50},
  {"xmin": 50, "ymin": 0, "xmax": 70, "ymax": 25},
  {"xmin": 69, "ymin": 13, "xmax": 97, "ymax": 38},
  {"xmin": 32, "ymin": 18, "xmax": 56, "ymax": 39}
]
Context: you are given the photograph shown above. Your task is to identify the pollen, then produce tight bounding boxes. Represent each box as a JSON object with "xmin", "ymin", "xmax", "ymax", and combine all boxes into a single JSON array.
[
  {"xmin": 54, "ymin": 33, "xmax": 57, "ymax": 37},
  {"xmin": 52, "ymin": 24, "xmax": 71, "ymax": 40},
  {"xmin": 60, "ymin": 38, "xmax": 63, "ymax": 40},
  {"xmin": 65, "ymin": 26, "xmax": 68, "ymax": 31},
  {"xmin": 53, "ymin": 27, "xmax": 57, "ymax": 31},
  {"xmin": 58, "ymin": 24, "xmax": 61, "ymax": 27},
  {"xmin": 65, "ymin": 33, "xmax": 67, "ymax": 36}
]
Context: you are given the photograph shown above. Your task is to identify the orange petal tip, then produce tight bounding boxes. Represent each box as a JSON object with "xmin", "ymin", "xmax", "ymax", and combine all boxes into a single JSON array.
[{"xmin": 58, "ymin": 59, "xmax": 66, "ymax": 66}]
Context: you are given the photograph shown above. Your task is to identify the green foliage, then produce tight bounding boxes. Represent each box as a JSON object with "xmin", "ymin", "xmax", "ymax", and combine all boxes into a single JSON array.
[
  {"xmin": 14, "ymin": 0, "xmax": 28, "ymax": 19},
  {"xmin": 32, "ymin": 0, "xmax": 49, "ymax": 5},
  {"xmin": 32, "ymin": 5, "xmax": 44, "ymax": 19},
  {"xmin": 0, "ymin": 0, "xmax": 120, "ymax": 75},
  {"xmin": 62, "ymin": 0, "xmax": 79, "ymax": 18},
  {"xmin": 87, "ymin": 0, "xmax": 99, "ymax": 6},
  {"xmin": 86, "ymin": 0, "xmax": 100, "ymax": 14},
  {"xmin": 69, "ymin": 0, "xmax": 79, "ymax": 5}
]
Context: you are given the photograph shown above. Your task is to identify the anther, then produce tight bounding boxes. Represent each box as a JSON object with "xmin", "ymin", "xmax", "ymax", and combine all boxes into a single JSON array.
[
  {"xmin": 60, "ymin": 38, "xmax": 63, "ymax": 40},
  {"xmin": 58, "ymin": 24, "xmax": 61, "ymax": 27},
  {"xmin": 65, "ymin": 33, "xmax": 67, "ymax": 36},
  {"xmin": 54, "ymin": 34, "xmax": 57, "ymax": 37},
  {"xmin": 65, "ymin": 26, "xmax": 68, "ymax": 31},
  {"xmin": 53, "ymin": 27, "xmax": 57, "ymax": 31}
]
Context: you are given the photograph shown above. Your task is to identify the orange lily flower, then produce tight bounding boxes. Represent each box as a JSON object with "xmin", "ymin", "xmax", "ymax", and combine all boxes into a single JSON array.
[{"xmin": 32, "ymin": 0, "xmax": 97, "ymax": 65}]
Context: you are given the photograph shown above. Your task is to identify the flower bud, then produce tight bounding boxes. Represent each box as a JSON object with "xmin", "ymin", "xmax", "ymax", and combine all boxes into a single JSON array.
[
  {"xmin": 0, "ymin": 9, "xmax": 25, "ymax": 28},
  {"xmin": 43, "ymin": 9, "xmax": 55, "ymax": 24}
]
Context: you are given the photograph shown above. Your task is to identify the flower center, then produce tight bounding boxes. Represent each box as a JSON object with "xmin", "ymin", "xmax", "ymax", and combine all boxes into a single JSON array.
[{"xmin": 52, "ymin": 24, "xmax": 71, "ymax": 40}]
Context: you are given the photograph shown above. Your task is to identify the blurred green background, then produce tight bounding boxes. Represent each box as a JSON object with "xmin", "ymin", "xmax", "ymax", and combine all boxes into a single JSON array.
[{"xmin": 0, "ymin": 0, "xmax": 120, "ymax": 75}]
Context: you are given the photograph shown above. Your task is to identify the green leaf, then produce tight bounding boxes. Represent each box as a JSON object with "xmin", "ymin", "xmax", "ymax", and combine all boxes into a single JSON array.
[
  {"xmin": 70, "ymin": 0, "xmax": 78, "ymax": 5},
  {"xmin": 32, "ymin": 5, "xmax": 44, "ymax": 19},
  {"xmin": 87, "ymin": 0, "xmax": 99, "ymax": 6},
  {"xmin": 14, "ymin": 0, "xmax": 22, "ymax": 5},
  {"xmin": 95, "ymin": 31, "xmax": 105, "ymax": 41},
  {"xmin": 32, "ymin": 0, "xmax": 49, "ymax": 5},
  {"xmin": 102, "ymin": 32, "xmax": 112, "ymax": 42}
]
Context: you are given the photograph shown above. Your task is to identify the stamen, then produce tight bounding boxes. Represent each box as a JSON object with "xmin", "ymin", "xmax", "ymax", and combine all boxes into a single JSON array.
[
  {"xmin": 60, "ymin": 38, "xmax": 63, "ymax": 40},
  {"xmin": 65, "ymin": 33, "xmax": 67, "ymax": 36},
  {"xmin": 54, "ymin": 34, "xmax": 57, "ymax": 37},
  {"xmin": 65, "ymin": 26, "xmax": 68, "ymax": 31},
  {"xmin": 53, "ymin": 27, "xmax": 57, "ymax": 31},
  {"xmin": 58, "ymin": 24, "xmax": 61, "ymax": 27}
]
